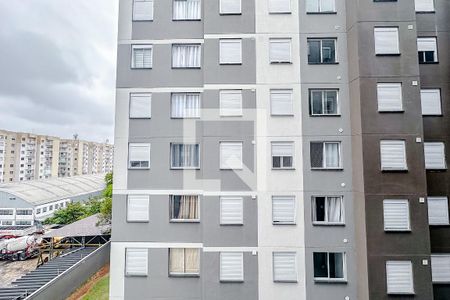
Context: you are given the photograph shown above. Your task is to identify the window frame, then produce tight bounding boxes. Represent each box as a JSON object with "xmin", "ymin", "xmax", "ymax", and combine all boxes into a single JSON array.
[
  {"xmin": 309, "ymin": 89, "xmax": 340, "ymax": 116},
  {"xmin": 311, "ymin": 196, "xmax": 345, "ymax": 225},
  {"xmin": 269, "ymin": 38, "xmax": 292, "ymax": 64},
  {"xmin": 379, "ymin": 140, "xmax": 408, "ymax": 171},
  {"xmin": 169, "ymin": 195, "xmax": 200, "ymax": 222},
  {"xmin": 272, "ymin": 195, "xmax": 297, "ymax": 225},
  {"xmin": 219, "ymin": 39, "xmax": 243, "ymax": 65},
  {"xmin": 172, "ymin": 0, "xmax": 202, "ymax": 21},
  {"xmin": 128, "ymin": 143, "xmax": 151, "ymax": 170},
  {"xmin": 168, "ymin": 248, "xmax": 201, "ymax": 277},
  {"xmin": 383, "ymin": 199, "xmax": 411, "ymax": 232},
  {"xmin": 132, "ymin": 0, "xmax": 154, "ymax": 21},
  {"xmin": 374, "ymin": 27, "xmax": 400, "ymax": 56},
  {"xmin": 306, "ymin": 0, "xmax": 337, "ymax": 14},
  {"xmin": 313, "ymin": 252, "xmax": 347, "ymax": 282},
  {"xmin": 170, "ymin": 92, "xmax": 201, "ymax": 119},
  {"xmin": 131, "ymin": 44, "xmax": 153, "ymax": 69},
  {"xmin": 170, "ymin": 143, "xmax": 201, "ymax": 169},
  {"xmin": 271, "ymin": 142, "xmax": 295, "ymax": 170},
  {"xmin": 219, "ymin": 0, "xmax": 242, "ymax": 15},
  {"xmin": 171, "ymin": 44, "xmax": 202, "ymax": 69},
  {"xmin": 129, "ymin": 93, "xmax": 152, "ymax": 119},
  {"xmin": 417, "ymin": 37, "xmax": 438, "ymax": 64},
  {"xmin": 273, "ymin": 252, "xmax": 298, "ymax": 283},
  {"xmin": 307, "ymin": 38, "xmax": 338, "ymax": 64},
  {"xmin": 310, "ymin": 141, "xmax": 342, "ymax": 170}
]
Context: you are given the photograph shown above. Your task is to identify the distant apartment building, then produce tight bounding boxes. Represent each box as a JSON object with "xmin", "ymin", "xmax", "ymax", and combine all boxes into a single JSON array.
[{"xmin": 0, "ymin": 129, "xmax": 113, "ymax": 182}]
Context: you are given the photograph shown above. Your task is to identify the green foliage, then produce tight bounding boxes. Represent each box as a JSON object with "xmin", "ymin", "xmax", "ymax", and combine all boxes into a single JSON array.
[
  {"xmin": 43, "ymin": 202, "xmax": 89, "ymax": 225},
  {"xmin": 103, "ymin": 184, "xmax": 112, "ymax": 199}
]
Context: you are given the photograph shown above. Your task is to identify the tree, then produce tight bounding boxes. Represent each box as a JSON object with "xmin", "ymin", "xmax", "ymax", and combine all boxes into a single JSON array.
[{"xmin": 43, "ymin": 202, "xmax": 88, "ymax": 225}]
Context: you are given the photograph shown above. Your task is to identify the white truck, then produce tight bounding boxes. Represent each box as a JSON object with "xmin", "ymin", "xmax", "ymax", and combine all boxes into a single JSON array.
[{"xmin": 0, "ymin": 235, "xmax": 40, "ymax": 261}]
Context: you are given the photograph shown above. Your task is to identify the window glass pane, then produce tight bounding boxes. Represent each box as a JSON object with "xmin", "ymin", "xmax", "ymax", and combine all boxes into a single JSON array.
[
  {"xmin": 314, "ymin": 197, "xmax": 326, "ymax": 222},
  {"xmin": 324, "ymin": 142, "xmax": 340, "ymax": 168},
  {"xmin": 169, "ymin": 248, "xmax": 185, "ymax": 273},
  {"xmin": 321, "ymin": 40, "xmax": 335, "ymax": 63},
  {"xmin": 321, "ymin": 0, "xmax": 335, "ymax": 12},
  {"xmin": 329, "ymin": 253, "xmax": 344, "ymax": 279},
  {"xmin": 313, "ymin": 253, "xmax": 328, "ymax": 278},
  {"xmin": 324, "ymin": 91, "xmax": 338, "ymax": 114},
  {"xmin": 308, "ymin": 40, "xmax": 321, "ymax": 63},
  {"xmin": 185, "ymin": 248, "xmax": 200, "ymax": 273},
  {"xmin": 272, "ymin": 156, "xmax": 281, "ymax": 168},
  {"xmin": 311, "ymin": 91, "xmax": 323, "ymax": 115},
  {"xmin": 310, "ymin": 142, "xmax": 323, "ymax": 168},
  {"xmin": 306, "ymin": 0, "xmax": 319, "ymax": 12},
  {"xmin": 132, "ymin": 46, "xmax": 152, "ymax": 68}
]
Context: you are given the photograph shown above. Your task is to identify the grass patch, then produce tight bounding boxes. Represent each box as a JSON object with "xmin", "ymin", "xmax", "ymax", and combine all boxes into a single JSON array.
[{"xmin": 81, "ymin": 275, "xmax": 109, "ymax": 300}]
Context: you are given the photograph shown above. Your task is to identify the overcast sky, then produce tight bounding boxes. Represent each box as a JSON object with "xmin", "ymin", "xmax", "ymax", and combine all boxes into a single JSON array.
[{"xmin": 0, "ymin": 0, "xmax": 118, "ymax": 143}]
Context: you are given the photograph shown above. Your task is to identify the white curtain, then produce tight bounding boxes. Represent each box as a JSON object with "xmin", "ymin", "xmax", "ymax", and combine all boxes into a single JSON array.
[
  {"xmin": 324, "ymin": 143, "xmax": 339, "ymax": 168},
  {"xmin": 169, "ymin": 248, "xmax": 185, "ymax": 273},
  {"xmin": 173, "ymin": 0, "xmax": 201, "ymax": 20},
  {"xmin": 171, "ymin": 93, "xmax": 200, "ymax": 118},
  {"xmin": 185, "ymin": 249, "xmax": 200, "ymax": 273},
  {"xmin": 327, "ymin": 197, "xmax": 343, "ymax": 223},
  {"xmin": 172, "ymin": 45, "xmax": 201, "ymax": 68},
  {"xmin": 171, "ymin": 144, "xmax": 199, "ymax": 168}
]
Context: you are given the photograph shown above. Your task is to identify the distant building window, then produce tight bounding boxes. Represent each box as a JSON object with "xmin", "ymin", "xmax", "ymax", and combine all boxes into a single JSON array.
[
  {"xmin": 133, "ymin": 0, "xmax": 154, "ymax": 21},
  {"xmin": 16, "ymin": 209, "xmax": 33, "ymax": 216},
  {"xmin": 0, "ymin": 209, "xmax": 13, "ymax": 215},
  {"xmin": 308, "ymin": 39, "xmax": 336, "ymax": 64},
  {"xmin": 170, "ymin": 195, "xmax": 199, "ymax": 221},
  {"xmin": 169, "ymin": 248, "xmax": 200, "ymax": 276},
  {"xmin": 306, "ymin": 0, "xmax": 336, "ymax": 13},
  {"xmin": 417, "ymin": 37, "xmax": 438, "ymax": 63},
  {"xmin": 16, "ymin": 220, "xmax": 32, "ymax": 226},
  {"xmin": 132, "ymin": 45, "xmax": 153, "ymax": 69},
  {"xmin": 173, "ymin": 0, "xmax": 201, "ymax": 20}
]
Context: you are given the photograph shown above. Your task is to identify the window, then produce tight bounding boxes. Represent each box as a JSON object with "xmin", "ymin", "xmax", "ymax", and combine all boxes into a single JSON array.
[
  {"xmin": 273, "ymin": 252, "xmax": 297, "ymax": 282},
  {"xmin": 1, "ymin": 221, "xmax": 12, "ymax": 226},
  {"xmin": 127, "ymin": 195, "xmax": 150, "ymax": 222},
  {"xmin": 132, "ymin": 45, "xmax": 152, "ymax": 69},
  {"xmin": 130, "ymin": 93, "xmax": 152, "ymax": 118},
  {"xmin": 169, "ymin": 248, "xmax": 200, "ymax": 276},
  {"xmin": 268, "ymin": 0, "xmax": 291, "ymax": 13},
  {"xmin": 377, "ymin": 83, "xmax": 403, "ymax": 112},
  {"xmin": 310, "ymin": 142, "xmax": 341, "ymax": 169},
  {"xmin": 417, "ymin": 37, "xmax": 438, "ymax": 63},
  {"xmin": 431, "ymin": 255, "xmax": 450, "ymax": 283},
  {"xmin": 173, "ymin": 0, "xmax": 201, "ymax": 20},
  {"xmin": 43, "ymin": 207, "xmax": 47, "ymax": 213},
  {"xmin": 170, "ymin": 144, "xmax": 200, "ymax": 169},
  {"xmin": 380, "ymin": 140, "xmax": 407, "ymax": 171},
  {"xmin": 307, "ymin": 39, "xmax": 336, "ymax": 64},
  {"xmin": 220, "ymin": 142, "xmax": 243, "ymax": 169},
  {"xmin": 269, "ymin": 39, "xmax": 292, "ymax": 63},
  {"xmin": 428, "ymin": 197, "xmax": 449, "ymax": 225},
  {"xmin": 16, "ymin": 221, "xmax": 31, "ymax": 226},
  {"xmin": 313, "ymin": 252, "xmax": 346, "ymax": 281},
  {"xmin": 128, "ymin": 143, "xmax": 151, "ymax": 169},
  {"xmin": 272, "ymin": 196, "xmax": 296, "ymax": 224},
  {"xmin": 133, "ymin": 0, "xmax": 153, "ymax": 21},
  {"xmin": 36, "ymin": 208, "xmax": 41, "ymax": 214},
  {"xmin": 271, "ymin": 89, "xmax": 293, "ymax": 116},
  {"xmin": 170, "ymin": 195, "xmax": 199, "ymax": 221},
  {"xmin": 126, "ymin": 248, "xmax": 148, "ymax": 276},
  {"xmin": 374, "ymin": 27, "xmax": 400, "ymax": 55},
  {"xmin": 16, "ymin": 209, "xmax": 32, "ymax": 216},
  {"xmin": 383, "ymin": 199, "xmax": 410, "ymax": 231},
  {"xmin": 220, "ymin": 197, "xmax": 243, "ymax": 225},
  {"xmin": 414, "ymin": 0, "xmax": 435, "ymax": 12},
  {"xmin": 310, "ymin": 89, "xmax": 339, "ymax": 115},
  {"xmin": 306, "ymin": 0, "xmax": 336, "ymax": 13},
  {"xmin": 271, "ymin": 142, "xmax": 294, "ymax": 169},
  {"xmin": 424, "ymin": 142, "xmax": 446, "ymax": 170},
  {"xmin": 49, "ymin": 205, "xmax": 53, "ymax": 211},
  {"xmin": 171, "ymin": 93, "xmax": 201, "ymax": 118},
  {"xmin": 219, "ymin": 39, "xmax": 242, "ymax": 65},
  {"xmin": 386, "ymin": 261, "xmax": 414, "ymax": 294},
  {"xmin": 220, "ymin": 0, "xmax": 241, "ymax": 14},
  {"xmin": 312, "ymin": 196, "xmax": 344, "ymax": 225},
  {"xmin": 172, "ymin": 44, "xmax": 201, "ymax": 68},
  {"xmin": 421, "ymin": 89, "xmax": 441, "ymax": 115},
  {"xmin": 220, "ymin": 252, "xmax": 244, "ymax": 282},
  {"xmin": 0, "ymin": 209, "xmax": 13, "ymax": 215},
  {"xmin": 220, "ymin": 90, "xmax": 243, "ymax": 116}
]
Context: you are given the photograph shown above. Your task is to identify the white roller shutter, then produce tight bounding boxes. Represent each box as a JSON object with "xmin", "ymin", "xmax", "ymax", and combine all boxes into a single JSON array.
[
  {"xmin": 220, "ymin": 90, "xmax": 243, "ymax": 116},
  {"xmin": 220, "ymin": 39, "xmax": 242, "ymax": 64},
  {"xmin": 272, "ymin": 196, "xmax": 296, "ymax": 224},
  {"xmin": 220, "ymin": 197, "xmax": 243, "ymax": 225},
  {"xmin": 220, "ymin": 0, "xmax": 241, "ymax": 14},
  {"xmin": 380, "ymin": 140, "xmax": 407, "ymax": 170},
  {"xmin": 377, "ymin": 83, "xmax": 403, "ymax": 112},
  {"xmin": 126, "ymin": 248, "xmax": 148, "ymax": 276},
  {"xmin": 383, "ymin": 199, "xmax": 410, "ymax": 231},
  {"xmin": 421, "ymin": 89, "xmax": 441, "ymax": 115},
  {"xmin": 386, "ymin": 261, "xmax": 414, "ymax": 294},
  {"xmin": 431, "ymin": 255, "xmax": 450, "ymax": 283},
  {"xmin": 269, "ymin": 39, "xmax": 292, "ymax": 63},
  {"xmin": 428, "ymin": 197, "xmax": 449, "ymax": 225},
  {"xmin": 273, "ymin": 252, "xmax": 297, "ymax": 282},
  {"xmin": 271, "ymin": 90, "xmax": 293, "ymax": 115},
  {"xmin": 128, "ymin": 143, "xmax": 151, "ymax": 169},
  {"xmin": 272, "ymin": 142, "xmax": 294, "ymax": 157},
  {"xmin": 220, "ymin": 252, "xmax": 244, "ymax": 281},
  {"xmin": 374, "ymin": 27, "xmax": 400, "ymax": 55},
  {"xmin": 414, "ymin": 0, "xmax": 435, "ymax": 12},
  {"xmin": 424, "ymin": 142, "xmax": 446, "ymax": 170},
  {"xmin": 220, "ymin": 142, "xmax": 243, "ymax": 169},
  {"xmin": 417, "ymin": 37, "xmax": 437, "ymax": 52},
  {"xmin": 127, "ymin": 195, "xmax": 150, "ymax": 222},
  {"xmin": 133, "ymin": 0, "xmax": 154, "ymax": 21},
  {"xmin": 269, "ymin": 0, "xmax": 291, "ymax": 13},
  {"xmin": 130, "ymin": 93, "xmax": 152, "ymax": 118}
]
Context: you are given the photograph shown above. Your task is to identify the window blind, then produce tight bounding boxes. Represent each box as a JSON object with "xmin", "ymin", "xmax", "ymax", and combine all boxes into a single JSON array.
[
  {"xmin": 269, "ymin": 39, "xmax": 292, "ymax": 63},
  {"xmin": 127, "ymin": 195, "xmax": 150, "ymax": 222},
  {"xmin": 374, "ymin": 27, "xmax": 400, "ymax": 55},
  {"xmin": 269, "ymin": 0, "xmax": 291, "ymax": 13},
  {"xmin": 272, "ymin": 142, "xmax": 293, "ymax": 157},
  {"xmin": 273, "ymin": 252, "xmax": 297, "ymax": 282},
  {"xmin": 130, "ymin": 93, "xmax": 152, "ymax": 118},
  {"xmin": 424, "ymin": 142, "xmax": 446, "ymax": 170},
  {"xmin": 220, "ymin": 39, "xmax": 242, "ymax": 64},
  {"xmin": 132, "ymin": 45, "xmax": 153, "ymax": 68},
  {"xmin": 220, "ymin": 0, "xmax": 241, "ymax": 14},
  {"xmin": 272, "ymin": 196, "xmax": 296, "ymax": 224},
  {"xmin": 220, "ymin": 90, "xmax": 243, "ymax": 116},
  {"xmin": 220, "ymin": 142, "xmax": 243, "ymax": 169},
  {"xmin": 271, "ymin": 90, "xmax": 293, "ymax": 115},
  {"xmin": 377, "ymin": 83, "xmax": 402, "ymax": 111},
  {"xmin": 173, "ymin": 0, "xmax": 201, "ymax": 20},
  {"xmin": 128, "ymin": 143, "xmax": 151, "ymax": 169},
  {"xmin": 172, "ymin": 45, "xmax": 201, "ymax": 68},
  {"xmin": 383, "ymin": 199, "xmax": 410, "ymax": 231},
  {"xmin": 428, "ymin": 197, "xmax": 449, "ymax": 225},
  {"xmin": 220, "ymin": 252, "xmax": 244, "ymax": 281},
  {"xmin": 414, "ymin": 0, "xmax": 434, "ymax": 12},
  {"xmin": 171, "ymin": 93, "xmax": 200, "ymax": 118},
  {"xmin": 126, "ymin": 248, "xmax": 148, "ymax": 276},
  {"xmin": 380, "ymin": 140, "xmax": 407, "ymax": 170},
  {"xmin": 133, "ymin": 0, "xmax": 153, "ymax": 21},
  {"xmin": 220, "ymin": 197, "xmax": 244, "ymax": 225},
  {"xmin": 386, "ymin": 261, "xmax": 414, "ymax": 294},
  {"xmin": 431, "ymin": 255, "xmax": 450, "ymax": 283},
  {"xmin": 420, "ymin": 89, "xmax": 441, "ymax": 115}
]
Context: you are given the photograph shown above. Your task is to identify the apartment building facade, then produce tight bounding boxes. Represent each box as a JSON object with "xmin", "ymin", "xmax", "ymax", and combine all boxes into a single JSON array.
[{"xmin": 111, "ymin": 0, "xmax": 449, "ymax": 299}]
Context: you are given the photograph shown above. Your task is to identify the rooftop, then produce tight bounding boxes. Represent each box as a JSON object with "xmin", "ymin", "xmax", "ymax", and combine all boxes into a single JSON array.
[{"xmin": 0, "ymin": 174, "xmax": 106, "ymax": 205}]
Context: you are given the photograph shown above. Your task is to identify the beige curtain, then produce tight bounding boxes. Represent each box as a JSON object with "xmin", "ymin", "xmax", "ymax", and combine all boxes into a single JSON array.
[
  {"xmin": 185, "ymin": 248, "xmax": 200, "ymax": 273},
  {"xmin": 169, "ymin": 248, "xmax": 184, "ymax": 274},
  {"xmin": 177, "ymin": 196, "xmax": 199, "ymax": 219}
]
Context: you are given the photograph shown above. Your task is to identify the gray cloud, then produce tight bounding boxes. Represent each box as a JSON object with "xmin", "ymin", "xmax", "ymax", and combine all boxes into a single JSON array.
[{"xmin": 0, "ymin": 0, "xmax": 118, "ymax": 142}]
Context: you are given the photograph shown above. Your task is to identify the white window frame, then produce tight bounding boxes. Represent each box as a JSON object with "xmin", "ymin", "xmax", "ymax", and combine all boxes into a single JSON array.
[
  {"xmin": 270, "ymin": 89, "xmax": 294, "ymax": 116},
  {"xmin": 220, "ymin": 142, "xmax": 243, "ymax": 170},
  {"xmin": 169, "ymin": 248, "xmax": 201, "ymax": 276},
  {"xmin": 380, "ymin": 140, "xmax": 407, "ymax": 171},
  {"xmin": 417, "ymin": 37, "xmax": 438, "ymax": 63},
  {"xmin": 377, "ymin": 83, "xmax": 403, "ymax": 112},
  {"xmin": 127, "ymin": 195, "xmax": 150, "ymax": 222},
  {"xmin": 128, "ymin": 143, "xmax": 151, "ymax": 169},
  {"xmin": 271, "ymin": 142, "xmax": 294, "ymax": 169},
  {"xmin": 424, "ymin": 142, "xmax": 447, "ymax": 170},
  {"xmin": 309, "ymin": 89, "xmax": 340, "ymax": 116},
  {"xmin": 420, "ymin": 89, "xmax": 442, "ymax": 116},
  {"xmin": 125, "ymin": 248, "xmax": 148, "ymax": 277},
  {"xmin": 374, "ymin": 27, "xmax": 400, "ymax": 55},
  {"xmin": 172, "ymin": 0, "xmax": 202, "ymax": 20},
  {"xmin": 170, "ymin": 143, "xmax": 201, "ymax": 169},
  {"xmin": 171, "ymin": 44, "xmax": 202, "ymax": 68},
  {"xmin": 220, "ymin": 0, "xmax": 242, "ymax": 14},
  {"xmin": 383, "ymin": 199, "xmax": 411, "ymax": 232},
  {"xmin": 273, "ymin": 252, "xmax": 298, "ymax": 282},
  {"xmin": 307, "ymin": 38, "xmax": 337, "ymax": 64},
  {"xmin": 269, "ymin": 38, "xmax": 292, "ymax": 64},
  {"xmin": 427, "ymin": 197, "xmax": 449, "ymax": 225},
  {"xmin": 220, "ymin": 196, "xmax": 244, "ymax": 225},
  {"xmin": 130, "ymin": 93, "xmax": 152, "ymax": 119},
  {"xmin": 268, "ymin": 0, "xmax": 291, "ymax": 14},
  {"xmin": 169, "ymin": 195, "xmax": 200, "ymax": 222},
  {"xmin": 414, "ymin": 0, "xmax": 435, "ymax": 12},
  {"xmin": 272, "ymin": 195, "xmax": 296, "ymax": 225},
  {"xmin": 386, "ymin": 261, "xmax": 414, "ymax": 295},
  {"xmin": 310, "ymin": 141, "xmax": 342, "ymax": 170},
  {"xmin": 220, "ymin": 252, "xmax": 244, "ymax": 282},
  {"xmin": 220, "ymin": 90, "xmax": 243, "ymax": 117},
  {"xmin": 170, "ymin": 92, "xmax": 201, "ymax": 119},
  {"xmin": 306, "ymin": 0, "xmax": 336, "ymax": 13},
  {"xmin": 312, "ymin": 196, "xmax": 345, "ymax": 225},
  {"xmin": 431, "ymin": 255, "xmax": 450, "ymax": 283},
  {"xmin": 219, "ymin": 39, "xmax": 242, "ymax": 65},
  {"xmin": 133, "ymin": 0, "xmax": 154, "ymax": 21},
  {"xmin": 131, "ymin": 45, "xmax": 153, "ymax": 69},
  {"xmin": 313, "ymin": 252, "xmax": 347, "ymax": 282}
]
